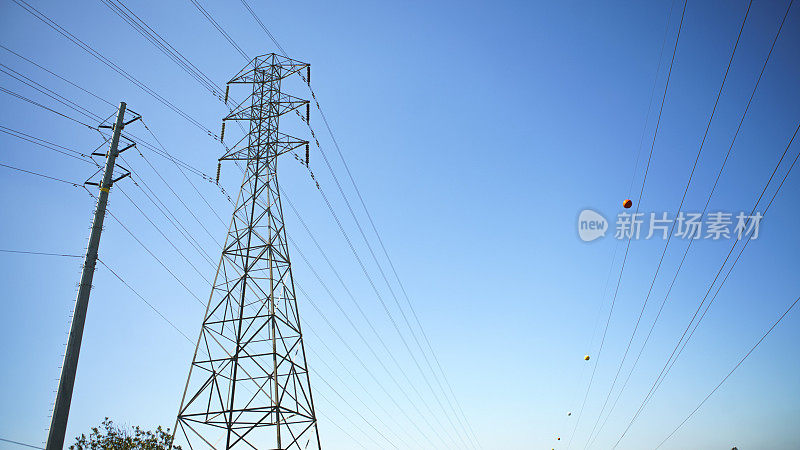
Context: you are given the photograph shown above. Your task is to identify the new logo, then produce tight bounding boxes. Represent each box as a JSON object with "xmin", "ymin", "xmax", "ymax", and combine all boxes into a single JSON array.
[{"xmin": 578, "ymin": 209, "xmax": 608, "ymax": 242}]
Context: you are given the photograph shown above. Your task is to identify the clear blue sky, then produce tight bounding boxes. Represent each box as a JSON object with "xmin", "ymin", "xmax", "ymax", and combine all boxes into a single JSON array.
[{"xmin": 1, "ymin": 0, "xmax": 799, "ymax": 449}]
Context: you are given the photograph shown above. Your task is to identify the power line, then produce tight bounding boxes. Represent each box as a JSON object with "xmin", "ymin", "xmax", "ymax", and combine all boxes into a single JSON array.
[
  {"xmin": 262, "ymin": 13, "xmax": 479, "ymax": 447},
  {"xmin": 314, "ymin": 408, "xmax": 369, "ymax": 450},
  {"xmin": 89, "ymin": 186, "xmax": 256, "ymax": 396},
  {"xmin": 625, "ymin": 0, "xmax": 679, "ymax": 197},
  {"xmin": 0, "ymin": 44, "xmax": 116, "ymax": 107},
  {"xmin": 308, "ymin": 365, "xmax": 400, "ymax": 449},
  {"xmin": 567, "ymin": 1, "xmax": 688, "ymax": 447},
  {"xmin": 295, "ymin": 274, "xmax": 435, "ymax": 448},
  {"xmin": 287, "ymin": 189, "xmax": 469, "ymax": 448},
  {"xmin": 588, "ymin": 0, "xmax": 794, "ymax": 443},
  {"xmin": 235, "ymin": 10, "xmax": 480, "ymax": 443},
  {"xmin": 0, "ymin": 49, "xmax": 118, "ymax": 125},
  {"xmin": 98, "ymin": 2, "xmax": 471, "ymax": 441},
  {"xmin": 123, "ymin": 164, "xmax": 217, "ymax": 268},
  {"xmin": 186, "ymin": 0, "xmax": 249, "ymax": 60},
  {"xmin": 293, "ymin": 281, "xmax": 449, "ymax": 448},
  {"xmin": 583, "ymin": 1, "xmax": 754, "ymax": 446},
  {"xmin": 132, "ymin": 136, "xmax": 213, "ymax": 180},
  {"xmin": 0, "ymin": 53, "xmax": 215, "ymax": 181},
  {"xmin": 238, "ymin": 0, "xmax": 287, "ymax": 56},
  {"xmin": 99, "ymin": 0, "xmax": 223, "ymax": 99},
  {"xmin": 310, "ymin": 391, "xmax": 375, "ymax": 450},
  {"xmin": 612, "ymin": 121, "xmax": 800, "ymax": 448},
  {"xmin": 0, "ymin": 249, "xmax": 82, "ymax": 258},
  {"xmin": 285, "ymin": 190, "xmax": 451, "ymax": 446},
  {"xmin": 91, "ymin": 190, "xmax": 206, "ymax": 306},
  {"xmin": 0, "ymin": 85, "xmax": 97, "ymax": 130},
  {"xmin": 130, "ymin": 145, "xmax": 221, "ymax": 244},
  {"xmin": 0, "ymin": 63, "xmax": 103, "ymax": 123},
  {"xmin": 92, "ymin": 0, "xmax": 252, "ymax": 149},
  {"xmin": 654, "ymin": 293, "xmax": 800, "ymax": 449},
  {"xmin": 274, "ymin": 49, "xmax": 478, "ymax": 446},
  {"xmin": 1, "ymin": 121, "xmax": 223, "ymax": 275},
  {"xmin": 164, "ymin": 6, "xmax": 469, "ymax": 440},
  {"xmin": 98, "ymin": 259, "xmax": 193, "ymax": 343},
  {"xmin": 649, "ymin": 125, "xmax": 800, "ymax": 411},
  {"xmin": 14, "ymin": 100, "xmax": 224, "ymax": 280},
  {"xmin": 10, "ymin": 0, "xmax": 217, "ymax": 137},
  {"xmin": 96, "ymin": 188, "xmax": 285, "ymax": 437},
  {"xmin": 139, "ymin": 118, "xmax": 227, "ymax": 226},
  {"xmin": 0, "ymin": 125, "xmax": 93, "ymax": 162},
  {"xmin": 115, "ymin": 184, "xmax": 212, "ymax": 284},
  {"xmin": 0, "ymin": 161, "xmax": 81, "ymax": 187},
  {"xmin": 305, "ymin": 340, "xmax": 426, "ymax": 448},
  {"xmin": 100, "ymin": 258, "xmax": 375, "ymax": 449},
  {"xmin": 287, "ymin": 232, "xmax": 447, "ymax": 448},
  {"xmin": 0, "ymin": 437, "xmax": 44, "ymax": 450},
  {"xmin": 13, "ymin": 143, "xmax": 369, "ymax": 447},
  {"xmin": 556, "ymin": 0, "xmax": 678, "ymax": 442},
  {"xmin": 305, "ymin": 124, "xmax": 475, "ymax": 449},
  {"xmin": 6, "ymin": 8, "xmax": 246, "ymax": 200}
]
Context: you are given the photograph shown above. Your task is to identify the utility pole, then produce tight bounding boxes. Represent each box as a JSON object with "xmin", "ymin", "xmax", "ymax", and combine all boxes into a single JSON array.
[{"xmin": 46, "ymin": 102, "xmax": 132, "ymax": 450}]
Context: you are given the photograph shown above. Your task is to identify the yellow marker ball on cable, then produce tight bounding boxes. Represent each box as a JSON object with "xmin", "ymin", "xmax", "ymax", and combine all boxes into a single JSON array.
[{"xmin": 584, "ymin": 355, "xmax": 590, "ymax": 361}]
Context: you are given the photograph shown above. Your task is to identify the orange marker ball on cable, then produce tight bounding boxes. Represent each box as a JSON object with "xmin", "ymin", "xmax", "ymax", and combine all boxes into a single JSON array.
[{"xmin": 623, "ymin": 199, "xmax": 633, "ymax": 209}]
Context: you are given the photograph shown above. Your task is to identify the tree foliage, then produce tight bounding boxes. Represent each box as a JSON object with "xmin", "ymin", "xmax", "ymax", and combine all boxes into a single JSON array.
[{"xmin": 70, "ymin": 418, "xmax": 180, "ymax": 450}]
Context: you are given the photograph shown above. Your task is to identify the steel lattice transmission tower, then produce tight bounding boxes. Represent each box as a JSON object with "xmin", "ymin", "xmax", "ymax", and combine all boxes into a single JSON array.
[{"xmin": 174, "ymin": 54, "xmax": 321, "ymax": 450}]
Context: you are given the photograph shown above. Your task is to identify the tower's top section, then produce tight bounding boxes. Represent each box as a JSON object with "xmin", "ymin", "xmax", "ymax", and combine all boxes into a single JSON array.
[
  {"xmin": 219, "ymin": 53, "xmax": 310, "ymax": 162},
  {"xmin": 228, "ymin": 53, "xmax": 309, "ymax": 84}
]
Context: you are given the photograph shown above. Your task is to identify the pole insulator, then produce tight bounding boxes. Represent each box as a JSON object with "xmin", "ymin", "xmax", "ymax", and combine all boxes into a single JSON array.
[
  {"xmin": 224, "ymin": 85, "xmax": 229, "ymax": 104},
  {"xmin": 220, "ymin": 122, "xmax": 226, "ymax": 142},
  {"xmin": 216, "ymin": 162, "xmax": 221, "ymax": 184},
  {"xmin": 305, "ymin": 143, "xmax": 309, "ymax": 167},
  {"xmin": 307, "ymin": 66, "xmax": 310, "ymax": 85},
  {"xmin": 306, "ymin": 103, "xmax": 310, "ymax": 123}
]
